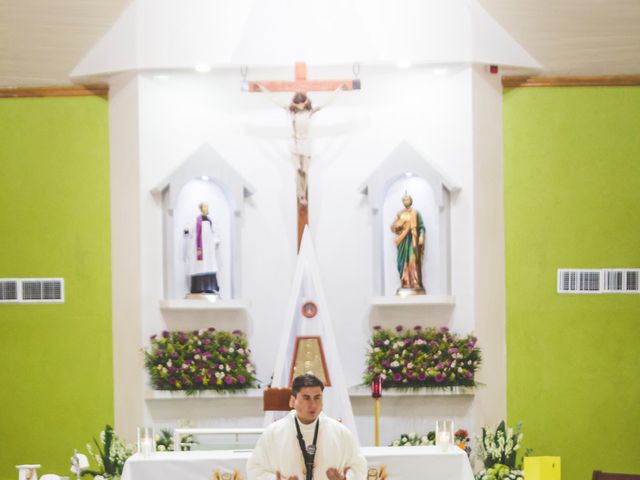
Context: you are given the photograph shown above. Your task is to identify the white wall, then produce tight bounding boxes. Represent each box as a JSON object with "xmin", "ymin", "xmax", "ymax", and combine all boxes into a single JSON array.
[{"xmin": 109, "ymin": 64, "xmax": 505, "ymax": 447}]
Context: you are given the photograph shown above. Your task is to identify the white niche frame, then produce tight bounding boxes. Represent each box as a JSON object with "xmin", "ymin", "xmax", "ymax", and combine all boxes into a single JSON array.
[
  {"xmin": 360, "ymin": 141, "xmax": 459, "ymax": 298},
  {"xmin": 153, "ymin": 144, "xmax": 255, "ymax": 301}
]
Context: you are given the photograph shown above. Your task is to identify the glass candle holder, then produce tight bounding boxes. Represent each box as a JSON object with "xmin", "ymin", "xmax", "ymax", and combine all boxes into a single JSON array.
[
  {"xmin": 137, "ymin": 427, "xmax": 156, "ymax": 457},
  {"xmin": 435, "ymin": 419, "xmax": 454, "ymax": 452}
]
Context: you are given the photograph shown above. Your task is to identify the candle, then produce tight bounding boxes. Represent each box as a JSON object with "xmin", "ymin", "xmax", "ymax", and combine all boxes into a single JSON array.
[
  {"xmin": 371, "ymin": 377, "xmax": 382, "ymax": 398},
  {"xmin": 141, "ymin": 437, "xmax": 153, "ymax": 456}
]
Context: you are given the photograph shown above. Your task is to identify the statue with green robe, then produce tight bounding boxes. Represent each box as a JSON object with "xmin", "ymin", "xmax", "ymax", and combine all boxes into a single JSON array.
[{"xmin": 390, "ymin": 194, "xmax": 426, "ymax": 296}]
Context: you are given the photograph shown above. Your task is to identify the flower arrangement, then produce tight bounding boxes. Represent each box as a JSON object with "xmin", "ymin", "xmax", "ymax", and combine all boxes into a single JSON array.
[
  {"xmin": 390, "ymin": 432, "xmax": 434, "ymax": 446},
  {"xmin": 364, "ymin": 326, "xmax": 481, "ymax": 388},
  {"xmin": 474, "ymin": 421, "xmax": 529, "ymax": 480},
  {"xmin": 81, "ymin": 425, "xmax": 134, "ymax": 480},
  {"xmin": 144, "ymin": 328, "xmax": 256, "ymax": 393},
  {"xmin": 390, "ymin": 429, "xmax": 470, "ymax": 453},
  {"xmin": 155, "ymin": 428, "xmax": 197, "ymax": 452}
]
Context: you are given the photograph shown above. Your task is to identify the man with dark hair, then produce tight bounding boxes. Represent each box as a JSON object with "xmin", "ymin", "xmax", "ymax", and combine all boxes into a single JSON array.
[{"xmin": 247, "ymin": 374, "xmax": 366, "ymax": 480}]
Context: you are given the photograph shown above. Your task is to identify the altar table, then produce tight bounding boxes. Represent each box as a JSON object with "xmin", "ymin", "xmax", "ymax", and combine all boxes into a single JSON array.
[{"xmin": 122, "ymin": 445, "xmax": 474, "ymax": 480}]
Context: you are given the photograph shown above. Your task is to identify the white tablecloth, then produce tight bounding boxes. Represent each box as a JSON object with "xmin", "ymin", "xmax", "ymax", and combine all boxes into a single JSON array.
[{"xmin": 122, "ymin": 446, "xmax": 474, "ymax": 480}]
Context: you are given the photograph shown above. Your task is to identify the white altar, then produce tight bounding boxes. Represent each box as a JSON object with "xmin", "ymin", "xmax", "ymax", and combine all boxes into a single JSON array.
[{"xmin": 122, "ymin": 446, "xmax": 474, "ymax": 480}]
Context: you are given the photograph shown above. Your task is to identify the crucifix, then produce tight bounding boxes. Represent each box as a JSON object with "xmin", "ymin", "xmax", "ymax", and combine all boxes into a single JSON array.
[{"xmin": 245, "ymin": 62, "xmax": 361, "ymax": 249}]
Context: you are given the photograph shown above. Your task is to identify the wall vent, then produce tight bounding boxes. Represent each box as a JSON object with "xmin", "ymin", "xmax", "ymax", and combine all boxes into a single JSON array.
[
  {"xmin": 0, "ymin": 280, "xmax": 19, "ymax": 301},
  {"xmin": 603, "ymin": 269, "xmax": 640, "ymax": 293},
  {"xmin": 0, "ymin": 278, "xmax": 64, "ymax": 303},
  {"xmin": 558, "ymin": 269, "xmax": 640, "ymax": 294}
]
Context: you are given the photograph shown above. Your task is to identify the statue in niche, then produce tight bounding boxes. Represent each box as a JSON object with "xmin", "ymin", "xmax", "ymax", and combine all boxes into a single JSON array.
[
  {"xmin": 390, "ymin": 194, "xmax": 426, "ymax": 296},
  {"xmin": 185, "ymin": 202, "xmax": 220, "ymax": 298}
]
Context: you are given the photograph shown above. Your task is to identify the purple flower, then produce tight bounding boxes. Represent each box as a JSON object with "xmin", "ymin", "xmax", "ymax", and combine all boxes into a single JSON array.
[
  {"xmin": 178, "ymin": 334, "xmax": 188, "ymax": 343},
  {"xmin": 382, "ymin": 360, "xmax": 391, "ymax": 367},
  {"xmin": 435, "ymin": 373, "xmax": 445, "ymax": 383},
  {"xmin": 238, "ymin": 375, "xmax": 246, "ymax": 384},
  {"xmin": 194, "ymin": 348, "xmax": 202, "ymax": 354},
  {"xmin": 162, "ymin": 331, "xmax": 170, "ymax": 338},
  {"xmin": 404, "ymin": 338, "xmax": 413, "ymax": 345},
  {"xmin": 155, "ymin": 350, "xmax": 165, "ymax": 357},
  {"xmin": 232, "ymin": 329, "xmax": 243, "ymax": 336},
  {"xmin": 467, "ymin": 342, "xmax": 475, "ymax": 349},
  {"xmin": 218, "ymin": 347, "xmax": 226, "ymax": 354},
  {"xmin": 414, "ymin": 326, "xmax": 423, "ymax": 331},
  {"xmin": 393, "ymin": 373, "xmax": 402, "ymax": 382},
  {"xmin": 224, "ymin": 375, "xmax": 234, "ymax": 385},
  {"xmin": 429, "ymin": 341, "xmax": 439, "ymax": 347},
  {"xmin": 195, "ymin": 375, "xmax": 203, "ymax": 383},
  {"xmin": 192, "ymin": 330, "xmax": 199, "ymax": 336},
  {"xmin": 418, "ymin": 373, "xmax": 427, "ymax": 381},
  {"xmin": 439, "ymin": 326, "xmax": 450, "ymax": 334},
  {"xmin": 171, "ymin": 351, "xmax": 178, "ymax": 358},
  {"xmin": 208, "ymin": 327, "xmax": 216, "ymax": 332},
  {"xmin": 375, "ymin": 340, "xmax": 384, "ymax": 347},
  {"xmin": 229, "ymin": 363, "xmax": 237, "ymax": 370},
  {"xmin": 448, "ymin": 347, "xmax": 458, "ymax": 354},
  {"xmin": 436, "ymin": 362, "xmax": 444, "ymax": 369},
  {"xmin": 202, "ymin": 338, "xmax": 212, "ymax": 345},
  {"xmin": 395, "ymin": 325, "xmax": 403, "ymax": 332},
  {"xmin": 465, "ymin": 371, "xmax": 474, "ymax": 379},
  {"xmin": 150, "ymin": 334, "xmax": 157, "ymax": 340},
  {"xmin": 373, "ymin": 325, "xmax": 382, "ymax": 331},
  {"xmin": 168, "ymin": 366, "xmax": 176, "ymax": 373}
]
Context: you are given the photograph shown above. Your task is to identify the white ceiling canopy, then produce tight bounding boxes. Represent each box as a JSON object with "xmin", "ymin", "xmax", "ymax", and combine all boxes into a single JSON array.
[{"xmin": 71, "ymin": 0, "xmax": 540, "ymax": 82}]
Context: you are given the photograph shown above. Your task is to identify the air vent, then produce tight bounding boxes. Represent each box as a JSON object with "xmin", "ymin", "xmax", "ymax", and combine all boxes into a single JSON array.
[
  {"xmin": 558, "ymin": 269, "xmax": 640, "ymax": 294},
  {"xmin": 0, "ymin": 278, "xmax": 64, "ymax": 303},
  {"xmin": 0, "ymin": 280, "xmax": 19, "ymax": 302},
  {"xmin": 558, "ymin": 269, "xmax": 601, "ymax": 293},
  {"xmin": 603, "ymin": 269, "xmax": 640, "ymax": 293}
]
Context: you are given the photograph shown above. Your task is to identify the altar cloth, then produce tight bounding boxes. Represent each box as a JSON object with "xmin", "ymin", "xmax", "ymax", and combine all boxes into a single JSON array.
[{"xmin": 122, "ymin": 445, "xmax": 474, "ymax": 480}]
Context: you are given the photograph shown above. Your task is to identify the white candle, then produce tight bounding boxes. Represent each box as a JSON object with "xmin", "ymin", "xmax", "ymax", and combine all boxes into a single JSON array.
[
  {"xmin": 141, "ymin": 438, "xmax": 153, "ymax": 456},
  {"xmin": 438, "ymin": 431, "xmax": 451, "ymax": 451}
]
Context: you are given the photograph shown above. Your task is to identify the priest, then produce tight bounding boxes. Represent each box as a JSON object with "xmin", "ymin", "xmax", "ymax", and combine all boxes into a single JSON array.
[{"xmin": 247, "ymin": 374, "xmax": 366, "ymax": 480}]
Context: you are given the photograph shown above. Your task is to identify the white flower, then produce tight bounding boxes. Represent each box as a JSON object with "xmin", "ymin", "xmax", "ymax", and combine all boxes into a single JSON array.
[{"xmin": 390, "ymin": 361, "xmax": 400, "ymax": 368}]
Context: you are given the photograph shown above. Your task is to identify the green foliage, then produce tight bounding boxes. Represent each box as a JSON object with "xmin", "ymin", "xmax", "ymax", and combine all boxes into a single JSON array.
[
  {"xmin": 155, "ymin": 428, "xmax": 197, "ymax": 452},
  {"xmin": 475, "ymin": 421, "xmax": 529, "ymax": 480},
  {"xmin": 82, "ymin": 425, "xmax": 134, "ymax": 479},
  {"xmin": 364, "ymin": 326, "xmax": 481, "ymax": 388},
  {"xmin": 144, "ymin": 329, "xmax": 256, "ymax": 393}
]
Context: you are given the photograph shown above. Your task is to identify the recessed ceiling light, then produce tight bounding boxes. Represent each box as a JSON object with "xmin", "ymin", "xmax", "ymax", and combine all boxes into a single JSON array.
[
  {"xmin": 201, "ymin": 175, "xmax": 209, "ymax": 181},
  {"xmin": 154, "ymin": 74, "xmax": 169, "ymax": 81},
  {"xmin": 434, "ymin": 67, "xmax": 447, "ymax": 75},
  {"xmin": 195, "ymin": 63, "xmax": 211, "ymax": 73},
  {"xmin": 396, "ymin": 58, "xmax": 412, "ymax": 69},
  {"xmin": 405, "ymin": 172, "xmax": 413, "ymax": 177}
]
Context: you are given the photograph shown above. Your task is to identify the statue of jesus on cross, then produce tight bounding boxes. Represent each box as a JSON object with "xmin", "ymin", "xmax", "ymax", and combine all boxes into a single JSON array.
[{"xmin": 246, "ymin": 63, "xmax": 360, "ymax": 248}]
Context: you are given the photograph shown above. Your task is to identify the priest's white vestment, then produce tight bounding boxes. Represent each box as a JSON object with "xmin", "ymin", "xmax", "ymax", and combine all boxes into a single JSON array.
[{"xmin": 246, "ymin": 411, "xmax": 367, "ymax": 480}]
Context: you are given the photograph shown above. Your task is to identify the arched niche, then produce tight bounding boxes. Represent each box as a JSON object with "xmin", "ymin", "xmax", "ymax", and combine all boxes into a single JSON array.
[
  {"xmin": 153, "ymin": 144, "xmax": 254, "ymax": 300},
  {"xmin": 360, "ymin": 141, "xmax": 459, "ymax": 297}
]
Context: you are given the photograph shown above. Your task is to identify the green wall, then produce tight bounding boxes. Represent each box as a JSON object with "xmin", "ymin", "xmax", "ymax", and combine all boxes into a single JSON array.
[
  {"xmin": 0, "ymin": 96, "xmax": 113, "ymax": 479},
  {"xmin": 504, "ymin": 86, "xmax": 640, "ymax": 480}
]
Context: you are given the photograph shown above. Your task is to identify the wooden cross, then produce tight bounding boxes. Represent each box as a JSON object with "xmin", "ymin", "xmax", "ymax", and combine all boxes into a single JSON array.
[{"xmin": 246, "ymin": 62, "xmax": 360, "ymax": 249}]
